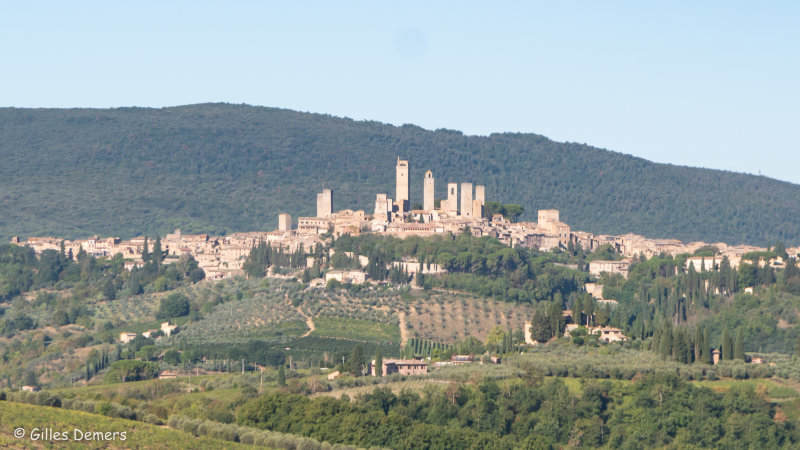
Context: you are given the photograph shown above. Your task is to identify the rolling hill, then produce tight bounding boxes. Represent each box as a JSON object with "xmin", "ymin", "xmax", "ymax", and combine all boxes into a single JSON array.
[{"xmin": 1, "ymin": 103, "xmax": 798, "ymax": 245}]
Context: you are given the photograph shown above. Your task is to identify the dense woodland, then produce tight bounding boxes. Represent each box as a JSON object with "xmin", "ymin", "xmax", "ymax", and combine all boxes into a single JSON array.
[
  {"xmin": 235, "ymin": 373, "xmax": 797, "ymax": 449},
  {"xmin": 2, "ymin": 104, "xmax": 800, "ymax": 245}
]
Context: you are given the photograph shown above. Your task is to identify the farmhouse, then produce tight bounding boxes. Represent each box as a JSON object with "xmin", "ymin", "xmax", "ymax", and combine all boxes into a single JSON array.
[
  {"xmin": 119, "ymin": 332, "xmax": 138, "ymax": 344},
  {"xmin": 370, "ymin": 358, "xmax": 428, "ymax": 376},
  {"xmin": 325, "ymin": 270, "xmax": 367, "ymax": 284},
  {"xmin": 593, "ymin": 327, "xmax": 628, "ymax": 343},
  {"xmin": 589, "ymin": 260, "xmax": 632, "ymax": 279},
  {"xmin": 161, "ymin": 322, "xmax": 178, "ymax": 337}
]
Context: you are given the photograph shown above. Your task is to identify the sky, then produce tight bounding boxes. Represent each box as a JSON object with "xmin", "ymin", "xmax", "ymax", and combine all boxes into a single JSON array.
[{"xmin": 2, "ymin": 2, "xmax": 798, "ymax": 183}]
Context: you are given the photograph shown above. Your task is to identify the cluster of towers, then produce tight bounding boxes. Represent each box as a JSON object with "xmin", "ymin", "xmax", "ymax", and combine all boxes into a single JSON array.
[
  {"xmin": 377, "ymin": 157, "xmax": 485, "ymax": 222},
  {"xmin": 306, "ymin": 157, "xmax": 486, "ymax": 225}
]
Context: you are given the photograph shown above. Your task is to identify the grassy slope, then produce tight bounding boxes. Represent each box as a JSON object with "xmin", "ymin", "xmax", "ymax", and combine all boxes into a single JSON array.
[
  {"xmin": 1, "ymin": 104, "xmax": 799, "ymax": 245},
  {"xmin": 312, "ymin": 316, "xmax": 400, "ymax": 342},
  {"xmin": 0, "ymin": 401, "xmax": 250, "ymax": 449}
]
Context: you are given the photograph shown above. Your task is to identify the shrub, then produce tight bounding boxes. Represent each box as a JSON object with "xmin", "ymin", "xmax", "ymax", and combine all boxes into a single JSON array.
[{"xmin": 157, "ymin": 293, "xmax": 190, "ymax": 319}]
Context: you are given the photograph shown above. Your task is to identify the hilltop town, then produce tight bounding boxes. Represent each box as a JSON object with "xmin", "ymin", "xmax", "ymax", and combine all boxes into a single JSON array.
[{"xmin": 13, "ymin": 156, "xmax": 798, "ymax": 281}]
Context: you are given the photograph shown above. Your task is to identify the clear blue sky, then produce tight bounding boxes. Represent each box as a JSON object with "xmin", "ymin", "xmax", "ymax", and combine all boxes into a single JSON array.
[{"xmin": 2, "ymin": 2, "xmax": 798, "ymax": 183}]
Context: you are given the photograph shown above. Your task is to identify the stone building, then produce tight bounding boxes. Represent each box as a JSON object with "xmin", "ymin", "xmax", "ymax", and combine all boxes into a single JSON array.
[
  {"xmin": 370, "ymin": 358, "xmax": 428, "ymax": 376},
  {"xmin": 278, "ymin": 213, "xmax": 291, "ymax": 231},
  {"xmin": 423, "ymin": 170, "xmax": 434, "ymax": 212},
  {"xmin": 685, "ymin": 256, "xmax": 720, "ymax": 272},
  {"xmin": 316, "ymin": 189, "xmax": 332, "ymax": 218},
  {"xmin": 460, "ymin": 182, "xmax": 473, "ymax": 218},
  {"xmin": 374, "ymin": 193, "xmax": 392, "ymax": 221},
  {"xmin": 444, "ymin": 183, "xmax": 458, "ymax": 215},
  {"xmin": 473, "ymin": 185, "xmax": 485, "ymax": 219},
  {"xmin": 589, "ymin": 260, "xmax": 632, "ymax": 279},
  {"xmin": 396, "ymin": 158, "xmax": 409, "ymax": 213},
  {"xmin": 325, "ymin": 270, "xmax": 368, "ymax": 284}
]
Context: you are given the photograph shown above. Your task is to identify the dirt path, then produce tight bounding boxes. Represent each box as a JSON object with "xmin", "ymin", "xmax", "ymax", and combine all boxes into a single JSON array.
[
  {"xmin": 297, "ymin": 306, "xmax": 315, "ymax": 337},
  {"xmin": 398, "ymin": 311, "xmax": 409, "ymax": 347}
]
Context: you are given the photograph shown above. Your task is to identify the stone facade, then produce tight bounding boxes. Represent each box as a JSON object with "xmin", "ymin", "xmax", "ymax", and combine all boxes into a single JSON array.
[
  {"xmin": 444, "ymin": 183, "xmax": 458, "ymax": 214},
  {"xmin": 589, "ymin": 260, "xmax": 632, "ymax": 279},
  {"xmin": 278, "ymin": 213, "xmax": 291, "ymax": 232},
  {"xmin": 316, "ymin": 189, "xmax": 332, "ymax": 218},
  {"xmin": 460, "ymin": 182, "xmax": 473, "ymax": 218},
  {"xmin": 396, "ymin": 158, "xmax": 409, "ymax": 213},
  {"xmin": 370, "ymin": 358, "xmax": 428, "ymax": 376},
  {"xmin": 423, "ymin": 170, "xmax": 434, "ymax": 212}
]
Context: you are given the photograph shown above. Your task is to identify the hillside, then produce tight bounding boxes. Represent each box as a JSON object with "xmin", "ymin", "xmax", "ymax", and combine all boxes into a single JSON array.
[{"xmin": 1, "ymin": 103, "xmax": 799, "ymax": 245}]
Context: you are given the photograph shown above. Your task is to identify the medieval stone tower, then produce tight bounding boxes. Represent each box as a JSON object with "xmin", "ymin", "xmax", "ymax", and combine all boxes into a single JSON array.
[
  {"xmin": 460, "ymin": 182, "xmax": 473, "ymax": 218},
  {"xmin": 396, "ymin": 158, "xmax": 409, "ymax": 213},
  {"xmin": 278, "ymin": 213, "xmax": 292, "ymax": 231},
  {"xmin": 316, "ymin": 189, "xmax": 332, "ymax": 217},
  {"xmin": 446, "ymin": 183, "xmax": 458, "ymax": 214},
  {"xmin": 423, "ymin": 170, "xmax": 434, "ymax": 211},
  {"xmin": 473, "ymin": 185, "xmax": 485, "ymax": 219}
]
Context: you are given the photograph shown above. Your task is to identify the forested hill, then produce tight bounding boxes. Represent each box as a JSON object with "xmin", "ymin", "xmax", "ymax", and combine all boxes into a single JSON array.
[{"xmin": 1, "ymin": 103, "xmax": 798, "ymax": 245}]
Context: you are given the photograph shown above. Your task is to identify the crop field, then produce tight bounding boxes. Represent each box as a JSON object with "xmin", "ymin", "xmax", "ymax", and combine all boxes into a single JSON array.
[
  {"xmin": 297, "ymin": 285, "xmax": 535, "ymax": 344},
  {"xmin": 287, "ymin": 335, "xmax": 401, "ymax": 361},
  {"xmin": 693, "ymin": 378, "xmax": 800, "ymax": 399},
  {"xmin": 160, "ymin": 278, "xmax": 535, "ymax": 349},
  {"xmin": 165, "ymin": 280, "xmax": 309, "ymax": 344},
  {"xmin": 300, "ymin": 288, "xmax": 401, "ymax": 323},
  {"xmin": 405, "ymin": 289, "xmax": 535, "ymax": 343},
  {"xmin": 311, "ymin": 316, "xmax": 401, "ymax": 343},
  {"xmin": 93, "ymin": 292, "xmax": 163, "ymax": 325}
]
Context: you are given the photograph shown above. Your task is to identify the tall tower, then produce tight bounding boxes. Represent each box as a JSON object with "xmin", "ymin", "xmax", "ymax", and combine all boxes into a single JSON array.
[
  {"xmin": 446, "ymin": 183, "xmax": 458, "ymax": 213},
  {"xmin": 473, "ymin": 185, "xmax": 485, "ymax": 219},
  {"xmin": 374, "ymin": 193, "xmax": 391, "ymax": 221},
  {"xmin": 396, "ymin": 157, "xmax": 409, "ymax": 213},
  {"xmin": 316, "ymin": 189, "xmax": 332, "ymax": 217},
  {"xmin": 278, "ymin": 213, "xmax": 291, "ymax": 231},
  {"xmin": 423, "ymin": 170, "xmax": 434, "ymax": 211},
  {"xmin": 460, "ymin": 182, "xmax": 473, "ymax": 218}
]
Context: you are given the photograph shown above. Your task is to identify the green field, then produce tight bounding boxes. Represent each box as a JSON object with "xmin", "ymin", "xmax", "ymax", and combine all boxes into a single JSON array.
[
  {"xmin": 0, "ymin": 401, "xmax": 249, "ymax": 449},
  {"xmin": 312, "ymin": 316, "xmax": 401, "ymax": 344},
  {"xmin": 693, "ymin": 378, "xmax": 800, "ymax": 399}
]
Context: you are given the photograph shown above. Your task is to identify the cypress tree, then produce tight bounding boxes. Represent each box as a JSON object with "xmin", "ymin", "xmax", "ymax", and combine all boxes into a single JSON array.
[
  {"xmin": 572, "ymin": 296, "xmax": 583, "ymax": 326},
  {"xmin": 375, "ymin": 347, "xmax": 383, "ymax": 377},
  {"xmin": 652, "ymin": 326, "xmax": 661, "ymax": 353},
  {"xmin": 142, "ymin": 236, "xmax": 149, "ymax": 263},
  {"xmin": 734, "ymin": 328, "xmax": 745, "ymax": 360},
  {"xmin": 659, "ymin": 324, "xmax": 673, "ymax": 360},
  {"xmin": 703, "ymin": 327, "xmax": 712, "ymax": 364},
  {"xmin": 277, "ymin": 364, "xmax": 286, "ymax": 387},
  {"xmin": 672, "ymin": 328, "xmax": 682, "ymax": 361},
  {"xmin": 153, "ymin": 235, "xmax": 163, "ymax": 268},
  {"xmin": 349, "ymin": 344, "xmax": 365, "ymax": 376},
  {"xmin": 722, "ymin": 329, "xmax": 733, "ymax": 360},
  {"xmin": 694, "ymin": 326, "xmax": 703, "ymax": 363}
]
